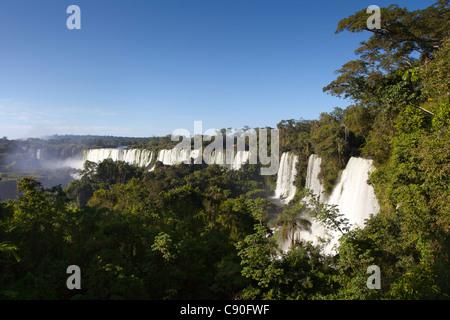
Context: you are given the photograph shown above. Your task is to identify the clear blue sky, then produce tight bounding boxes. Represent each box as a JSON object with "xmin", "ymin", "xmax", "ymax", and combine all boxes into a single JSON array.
[{"xmin": 0, "ymin": 0, "xmax": 435, "ymax": 139}]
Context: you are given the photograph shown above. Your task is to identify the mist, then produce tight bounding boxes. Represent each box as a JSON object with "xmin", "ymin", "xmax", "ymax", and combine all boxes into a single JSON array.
[{"xmin": 0, "ymin": 140, "xmax": 84, "ymax": 200}]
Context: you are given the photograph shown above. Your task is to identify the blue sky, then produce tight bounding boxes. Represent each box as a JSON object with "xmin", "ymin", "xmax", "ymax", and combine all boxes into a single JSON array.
[{"xmin": 0, "ymin": 0, "xmax": 435, "ymax": 139}]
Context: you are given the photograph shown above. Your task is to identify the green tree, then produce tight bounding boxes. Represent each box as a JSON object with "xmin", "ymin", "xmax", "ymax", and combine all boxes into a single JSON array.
[
  {"xmin": 236, "ymin": 223, "xmax": 283, "ymax": 299},
  {"xmin": 275, "ymin": 202, "xmax": 312, "ymax": 249},
  {"xmin": 309, "ymin": 108, "xmax": 349, "ymax": 193}
]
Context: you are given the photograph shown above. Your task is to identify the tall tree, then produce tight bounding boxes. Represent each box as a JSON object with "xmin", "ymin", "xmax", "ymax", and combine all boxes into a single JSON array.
[{"xmin": 275, "ymin": 202, "xmax": 312, "ymax": 249}]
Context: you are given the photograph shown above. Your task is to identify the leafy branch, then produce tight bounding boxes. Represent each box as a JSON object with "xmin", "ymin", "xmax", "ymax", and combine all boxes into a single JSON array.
[{"xmin": 305, "ymin": 190, "xmax": 352, "ymax": 236}]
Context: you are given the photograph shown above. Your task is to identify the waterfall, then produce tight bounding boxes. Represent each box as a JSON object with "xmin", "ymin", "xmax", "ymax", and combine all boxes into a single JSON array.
[
  {"xmin": 317, "ymin": 156, "xmax": 379, "ymax": 252},
  {"xmin": 326, "ymin": 157, "xmax": 379, "ymax": 228},
  {"xmin": 276, "ymin": 154, "xmax": 380, "ymax": 254},
  {"xmin": 36, "ymin": 149, "xmax": 42, "ymax": 160},
  {"xmin": 157, "ymin": 149, "xmax": 193, "ymax": 165},
  {"xmin": 156, "ymin": 148, "xmax": 250, "ymax": 169},
  {"xmin": 74, "ymin": 147, "xmax": 252, "ymax": 171},
  {"xmin": 304, "ymin": 154, "xmax": 325, "ymax": 202},
  {"xmin": 82, "ymin": 148, "xmax": 154, "ymax": 169},
  {"xmin": 273, "ymin": 152, "xmax": 298, "ymax": 204},
  {"xmin": 232, "ymin": 151, "xmax": 251, "ymax": 170}
]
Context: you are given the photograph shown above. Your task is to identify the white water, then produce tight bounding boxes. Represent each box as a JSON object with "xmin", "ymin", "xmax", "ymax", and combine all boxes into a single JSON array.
[
  {"xmin": 81, "ymin": 148, "xmax": 154, "ymax": 169},
  {"xmin": 157, "ymin": 149, "xmax": 195, "ymax": 165},
  {"xmin": 326, "ymin": 157, "xmax": 380, "ymax": 228},
  {"xmin": 156, "ymin": 148, "xmax": 250, "ymax": 169},
  {"xmin": 68, "ymin": 147, "xmax": 252, "ymax": 172},
  {"xmin": 273, "ymin": 152, "xmax": 298, "ymax": 204},
  {"xmin": 276, "ymin": 154, "xmax": 380, "ymax": 254},
  {"xmin": 304, "ymin": 154, "xmax": 325, "ymax": 202},
  {"xmin": 232, "ymin": 151, "xmax": 251, "ymax": 170}
]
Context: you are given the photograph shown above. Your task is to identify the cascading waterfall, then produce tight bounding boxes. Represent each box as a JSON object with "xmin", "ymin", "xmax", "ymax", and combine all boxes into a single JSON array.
[
  {"xmin": 155, "ymin": 149, "xmax": 250, "ymax": 169},
  {"xmin": 275, "ymin": 153, "xmax": 380, "ymax": 254},
  {"xmin": 81, "ymin": 148, "xmax": 154, "ymax": 169},
  {"xmin": 273, "ymin": 152, "xmax": 298, "ymax": 204},
  {"xmin": 292, "ymin": 154, "xmax": 328, "ymax": 251},
  {"xmin": 157, "ymin": 149, "xmax": 193, "ymax": 165},
  {"xmin": 304, "ymin": 154, "xmax": 325, "ymax": 202},
  {"xmin": 232, "ymin": 151, "xmax": 251, "ymax": 170},
  {"xmin": 71, "ymin": 147, "xmax": 252, "ymax": 172},
  {"xmin": 36, "ymin": 149, "xmax": 42, "ymax": 160},
  {"xmin": 326, "ymin": 157, "xmax": 380, "ymax": 228}
]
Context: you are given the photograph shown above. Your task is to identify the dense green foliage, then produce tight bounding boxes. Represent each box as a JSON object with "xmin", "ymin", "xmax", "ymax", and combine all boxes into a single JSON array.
[
  {"xmin": 276, "ymin": 1, "xmax": 450, "ymax": 299},
  {"xmin": 0, "ymin": 158, "xmax": 280, "ymax": 299},
  {"xmin": 0, "ymin": 1, "xmax": 448, "ymax": 300}
]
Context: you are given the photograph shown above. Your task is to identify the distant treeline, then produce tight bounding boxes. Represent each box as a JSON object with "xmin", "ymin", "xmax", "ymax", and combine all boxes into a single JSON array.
[{"xmin": 0, "ymin": 135, "xmax": 175, "ymax": 157}]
